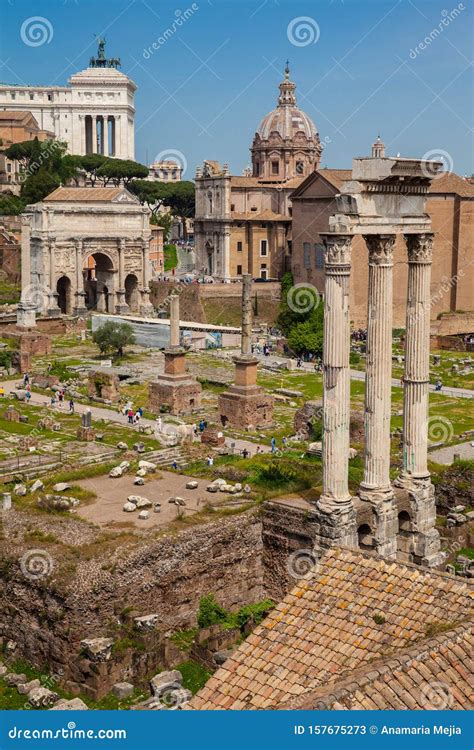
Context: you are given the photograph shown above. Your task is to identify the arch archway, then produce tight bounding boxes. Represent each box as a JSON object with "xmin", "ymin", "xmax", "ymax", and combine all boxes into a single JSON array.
[
  {"xmin": 83, "ymin": 252, "xmax": 115, "ymax": 311},
  {"xmin": 56, "ymin": 276, "xmax": 72, "ymax": 315},
  {"xmin": 125, "ymin": 274, "xmax": 139, "ymax": 313},
  {"xmin": 357, "ymin": 524, "xmax": 375, "ymax": 552}
]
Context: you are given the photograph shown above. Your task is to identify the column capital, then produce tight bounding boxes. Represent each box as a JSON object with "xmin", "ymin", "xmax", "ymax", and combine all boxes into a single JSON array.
[
  {"xmin": 320, "ymin": 233, "xmax": 352, "ymax": 268},
  {"xmin": 404, "ymin": 232, "xmax": 434, "ymax": 264},
  {"xmin": 364, "ymin": 234, "xmax": 395, "ymax": 266},
  {"xmin": 74, "ymin": 238, "xmax": 83, "ymax": 250}
]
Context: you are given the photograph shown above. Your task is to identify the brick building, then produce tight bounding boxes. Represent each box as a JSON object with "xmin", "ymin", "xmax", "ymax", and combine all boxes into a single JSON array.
[{"xmin": 290, "ymin": 143, "xmax": 474, "ymax": 327}]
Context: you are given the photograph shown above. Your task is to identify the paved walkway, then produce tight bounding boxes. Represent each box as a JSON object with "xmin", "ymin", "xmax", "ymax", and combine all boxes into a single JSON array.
[
  {"xmin": 429, "ymin": 440, "xmax": 474, "ymax": 465},
  {"xmin": 254, "ymin": 354, "xmax": 474, "ymax": 400},
  {"xmin": 2, "ymin": 379, "xmax": 271, "ymax": 456}
]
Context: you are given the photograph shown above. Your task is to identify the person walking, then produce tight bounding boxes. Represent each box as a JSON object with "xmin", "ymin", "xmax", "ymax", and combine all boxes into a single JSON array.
[
  {"xmin": 271, "ymin": 437, "xmax": 277, "ymax": 454},
  {"xmin": 128, "ymin": 408, "xmax": 134, "ymax": 424},
  {"xmin": 69, "ymin": 399, "xmax": 74, "ymax": 413}
]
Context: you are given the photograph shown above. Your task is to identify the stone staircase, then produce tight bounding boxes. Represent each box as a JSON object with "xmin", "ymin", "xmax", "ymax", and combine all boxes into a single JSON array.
[{"xmin": 146, "ymin": 446, "xmax": 191, "ymax": 470}]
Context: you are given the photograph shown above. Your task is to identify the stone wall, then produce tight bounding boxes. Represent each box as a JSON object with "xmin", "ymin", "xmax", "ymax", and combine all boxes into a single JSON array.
[{"xmin": 0, "ymin": 512, "xmax": 264, "ymax": 688}]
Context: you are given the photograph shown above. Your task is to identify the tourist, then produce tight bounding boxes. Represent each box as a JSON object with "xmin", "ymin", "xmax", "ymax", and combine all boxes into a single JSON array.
[
  {"xmin": 50, "ymin": 395, "xmax": 56, "ymax": 408},
  {"xmin": 271, "ymin": 437, "xmax": 277, "ymax": 453},
  {"xmin": 206, "ymin": 455, "xmax": 214, "ymax": 467},
  {"xmin": 171, "ymin": 460, "xmax": 178, "ymax": 470},
  {"xmin": 25, "ymin": 390, "xmax": 31, "ymax": 402},
  {"xmin": 23, "ymin": 372, "xmax": 29, "ymax": 387},
  {"xmin": 199, "ymin": 419, "xmax": 205, "ymax": 433},
  {"xmin": 435, "ymin": 379, "xmax": 443, "ymax": 392},
  {"xmin": 138, "ymin": 406, "xmax": 143, "ymax": 418},
  {"xmin": 128, "ymin": 408, "xmax": 134, "ymax": 424},
  {"xmin": 58, "ymin": 391, "xmax": 64, "ymax": 407},
  {"xmin": 69, "ymin": 399, "xmax": 74, "ymax": 413},
  {"xmin": 242, "ymin": 448, "xmax": 249, "ymax": 459}
]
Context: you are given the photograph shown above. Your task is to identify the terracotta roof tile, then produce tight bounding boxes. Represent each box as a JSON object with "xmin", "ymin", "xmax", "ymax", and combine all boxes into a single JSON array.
[{"xmin": 189, "ymin": 548, "xmax": 472, "ymax": 710}]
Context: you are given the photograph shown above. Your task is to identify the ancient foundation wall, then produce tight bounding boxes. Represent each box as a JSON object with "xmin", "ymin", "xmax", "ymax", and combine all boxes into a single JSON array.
[{"xmin": 0, "ymin": 512, "xmax": 264, "ymax": 686}]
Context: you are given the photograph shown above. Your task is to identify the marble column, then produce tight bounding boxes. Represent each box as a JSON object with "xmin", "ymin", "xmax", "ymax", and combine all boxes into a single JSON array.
[
  {"xmin": 140, "ymin": 238, "xmax": 153, "ymax": 315},
  {"xmin": 73, "ymin": 239, "xmax": 87, "ymax": 315},
  {"xmin": 360, "ymin": 234, "xmax": 397, "ymax": 558},
  {"xmin": 396, "ymin": 232, "xmax": 442, "ymax": 566},
  {"xmin": 103, "ymin": 116, "xmax": 109, "ymax": 157},
  {"xmin": 318, "ymin": 234, "xmax": 353, "ymax": 512},
  {"xmin": 400, "ymin": 233, "xmax": 433, "ymax": 482},
  {"xmin": 47, "ymin": 236, "xmax": 60, "ymax": 316},
  {"xmin": 92, "ymin": 116, "xmax": 98, "ymax": 154},
  {"xmin": 115, "ymin": 238, "xmax": 128, "ymax": 313},
  {"xmin": 241, "ymin": 273, "xmax": 252, "ymax": 355}
]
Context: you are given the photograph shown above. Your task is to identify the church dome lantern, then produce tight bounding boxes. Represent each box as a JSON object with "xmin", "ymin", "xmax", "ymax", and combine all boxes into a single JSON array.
[{"xmin": 251, "ymin": 63, "xmax": 321, "ymax": 180}]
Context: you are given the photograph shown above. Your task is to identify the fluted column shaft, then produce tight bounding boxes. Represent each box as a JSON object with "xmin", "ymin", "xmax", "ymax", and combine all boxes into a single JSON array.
[
  {"xmin": 361, "ymin": 235, "xmax": 396, "ymax": 497},
  {"xmin": 320, "ymin": 234, "xmax": 352, "ymax": 508},
  {"xmin": 401, "ymin": 233, "xmax": 433, "ymax": 480}
]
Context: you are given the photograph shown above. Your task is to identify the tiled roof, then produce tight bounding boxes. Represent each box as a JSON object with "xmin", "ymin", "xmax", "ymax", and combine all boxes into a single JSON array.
[
  {"xmin": 428, "ymin": 172, "xmax": 474, "ymax": 198},
  {"xmin": 318, "ymin": 168, "xmax": 353, "ymax": 189},
  {"xmin": 0, "ymin": 111, "xmax": 35, "ymax": 122},
  {"xmin": 283, "ymin": 623, "xmax": 473, "ymax": 710},
  {"xmin": 189, "ymin": 548, "xmax": 473, "ymax": 710},
  {"xmin": 43, "ymin": 187, "xmax": 137, "ymax": 203}
]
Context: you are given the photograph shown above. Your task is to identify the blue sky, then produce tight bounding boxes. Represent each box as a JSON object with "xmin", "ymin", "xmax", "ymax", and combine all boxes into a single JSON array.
[{"xmin": 1, "ymin": 0, "xmax": 472, "ymax": 177}]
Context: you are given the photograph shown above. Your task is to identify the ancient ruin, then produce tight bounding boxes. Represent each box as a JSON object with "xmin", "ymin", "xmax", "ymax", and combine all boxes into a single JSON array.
[
  {"xmin": 21, "ymin": 187, "xmax": 153, "ymax": 318},
  {"xmin": 149, "ymin": 293, "xmax": 202, "ymax": 415},
  {"xmin": 218, "ymin": 274, "xmax": 274, "ymax": 428}
]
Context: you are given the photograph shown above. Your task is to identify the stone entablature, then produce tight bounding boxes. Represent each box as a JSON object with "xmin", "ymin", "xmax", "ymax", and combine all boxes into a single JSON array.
[{"xmin": 21, "ymin": 187, "xmax": 153, "ymax": 317}]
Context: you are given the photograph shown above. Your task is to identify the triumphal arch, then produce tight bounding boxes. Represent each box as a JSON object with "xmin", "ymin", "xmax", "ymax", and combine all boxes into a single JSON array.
[{"xmin": 21, "ymin": 187, "xmax": 153, "ymax": 317}]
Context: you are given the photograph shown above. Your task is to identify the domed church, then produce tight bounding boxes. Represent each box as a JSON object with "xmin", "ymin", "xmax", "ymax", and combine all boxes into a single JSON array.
[
  {"xmin": 194, "ymin": 65, "xmax": 319, "ymax": 281},
  {"xmin": 251, "ymin": 63, "xmax": 321, "ymax": 180}
]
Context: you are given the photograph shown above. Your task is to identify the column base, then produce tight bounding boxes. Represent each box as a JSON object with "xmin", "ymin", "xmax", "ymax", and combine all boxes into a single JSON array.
[
  {"xmin": 314, "ymin": 496, "xmax": 358, "ymax": 550},
  {"xmin": 358, "ymin": 487, "xmax": 398, "ymax": 559},
  {"xmin": 394, "ymin": 477, "xmax": 444, "ymax": 568}
]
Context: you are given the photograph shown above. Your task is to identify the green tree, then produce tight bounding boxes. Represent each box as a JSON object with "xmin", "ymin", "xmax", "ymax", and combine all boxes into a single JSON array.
[
  {"xmin": 162, "ymin": 181, "xmax": 195, "ymax": 240},
  {"xmin": 128, "ymin": 179, "xmax": 170, "ymax": 219},
  {"xmin": 92, "ymin": 321, "xmax": 135, "ymax": 358},
  {"xmin": 96, "ymin": 158, "xmax": 149, "ymax": 186},
  {"xmin": 20, "ymin": 169, "xmax": 60, "ymax": 205},
  {"xmin": 277, "ymin": 271, "xmax": 324, "ymax": 357},
  {"xmin": 78, "ymin": 154, "xmax": 109, "ymax": 185},
  {"xmin": 0, "ymin": 194, "xmax": 25, "ymax": 215}
]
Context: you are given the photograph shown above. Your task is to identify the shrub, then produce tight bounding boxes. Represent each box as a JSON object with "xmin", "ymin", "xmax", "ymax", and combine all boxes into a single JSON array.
[{"xmin": 197, "ymin": 594, "xmax": 228, "ymax": 629}]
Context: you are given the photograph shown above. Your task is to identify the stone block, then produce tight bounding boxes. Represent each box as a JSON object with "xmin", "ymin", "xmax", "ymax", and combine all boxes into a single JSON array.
[
  {"xmin": 17, "ymin": 678, "xmax": 41, "ymax": 695},
  {"xmin": 150, "ymin": 670, "xmax": 182, "ymax": 696},
  {"xmin": 50, "ymin": 698, "xmax": 89, "ymax": 710},
  {"xmin": 112, "ymin": 682, "xmax": 134, "ymax": 700},
  {"xmin": 80, "ymin": 638, "xmax": 114, "ymax": 662},
  {"xmin": 28, "ymin": 686, "xmax": 59, "ymax": 707},
  {"xmin": 134, "ymin": 614, "xmax": 159, "ymax": 631}
]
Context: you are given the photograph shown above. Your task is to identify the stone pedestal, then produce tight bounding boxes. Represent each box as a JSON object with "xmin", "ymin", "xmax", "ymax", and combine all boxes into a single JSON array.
[
  {"xmin": 16, "ymin": 302, "xmax": 36, "ymax": 329},
  {"xmin": 73, "ymin": 291, "xmax": 88, "ymax": 316},
  {"xmin": 149, "ymin": 348, "xmax": 202, "ymax": 416},
  {"xmin": 359, "ymin": 234, "xmax": 397, "ymax": 559},
  {"xmin": 76, "ymin": 426, "xmax": 96, "ymax": 442},
  {"xmin": 218, "ymin": 355, "xmax": 274, "ymax": 428}
]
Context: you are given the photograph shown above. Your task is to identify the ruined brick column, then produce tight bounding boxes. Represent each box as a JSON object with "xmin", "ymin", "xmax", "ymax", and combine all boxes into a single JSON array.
[
  {"xmin": 360, "ymin": 234, "xmax": 397, "ymax": 558},
  {"xmin": 148, "ymin": 291, "xmax": 201, "ymax": 415},
  {"xmin": 395, "ymin": 232, "xmax": 443, "ymax": 566},
  {"xmin": 316, "ymin": 234, "xmax": 357, "ymax": 549},
  {"xmin": 218, "ymin": 273, "xmax": 273, "ymax": 428}
]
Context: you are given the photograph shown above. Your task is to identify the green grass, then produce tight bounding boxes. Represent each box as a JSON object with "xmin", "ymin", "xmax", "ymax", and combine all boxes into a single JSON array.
[
  {"xmin": 164, "ymin": 243, "xmax": 178, "ymax": 272},
  {"xmin": 176, "ymin": 660, "xmax": 212, "ymax": 695}
]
